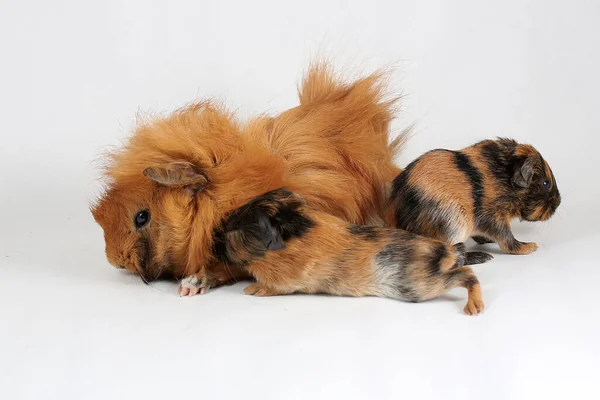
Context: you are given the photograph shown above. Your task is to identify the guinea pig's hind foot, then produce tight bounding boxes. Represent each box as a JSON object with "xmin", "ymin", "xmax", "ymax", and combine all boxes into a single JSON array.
[
  {"xmin": 465, "ymin": 251, "xmax": 494, "ymax": 265},
  {"xmin": 464, "ymin": 294, "xmax": 485, "ymax": 316},
  {"xmin": 472, "ymin": 236, "xmax": 494, "ymax": 245},
  {"xmin": 178, "ymin": 275, "xmax": 208, "ymax": 297}
]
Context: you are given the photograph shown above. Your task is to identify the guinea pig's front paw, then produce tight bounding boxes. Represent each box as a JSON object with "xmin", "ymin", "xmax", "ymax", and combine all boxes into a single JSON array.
[
  {"xmin": 514, "ymin": 242, "xmax": 539, "ymax": 255},
  {"xmin": 178, "ymin": 275, "xmax": 207, "ymax": 297}
]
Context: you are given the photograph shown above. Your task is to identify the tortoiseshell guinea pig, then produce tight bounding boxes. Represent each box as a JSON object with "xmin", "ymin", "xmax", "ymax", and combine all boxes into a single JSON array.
[
  {"xmin": 198, "ymin": 188, "xmax": 486, "ymax": 315},
  {"xmin": 387, "ymin": 138, "xmax": 561, "ymax": 255}
]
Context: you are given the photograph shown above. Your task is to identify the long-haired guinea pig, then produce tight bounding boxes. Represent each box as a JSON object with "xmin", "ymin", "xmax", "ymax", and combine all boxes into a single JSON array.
[
  {"xmin": 181, "ymin": 188, "xmax": 486, "ymax": 315},
  {"xmin": 91, "ymin": 61, "xmax": 402, "ymax": 287},
  {"xmin": 386, "ymin": 138, "xmax": 561, "ymax": 256}
]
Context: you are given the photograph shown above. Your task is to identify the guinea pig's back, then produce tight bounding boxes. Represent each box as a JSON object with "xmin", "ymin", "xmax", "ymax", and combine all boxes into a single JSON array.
[{"xmin": 389, "ymin": 149, "xmax": 476, "ymax": 243}]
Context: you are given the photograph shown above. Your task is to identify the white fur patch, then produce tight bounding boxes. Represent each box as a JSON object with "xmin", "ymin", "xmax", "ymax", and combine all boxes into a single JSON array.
[
  {"xmin": 178, "ymin": 275, "xmax": 206, "ymax": 296},
  {"xmin": 181, "ymin": 275, "xmax": 200, "ymax": 288}
]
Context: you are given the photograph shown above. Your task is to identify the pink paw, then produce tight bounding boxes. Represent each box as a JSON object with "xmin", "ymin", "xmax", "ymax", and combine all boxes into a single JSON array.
[{"xmin": 178, "ymin": 276, "xmax": 207, "ymax": 297}]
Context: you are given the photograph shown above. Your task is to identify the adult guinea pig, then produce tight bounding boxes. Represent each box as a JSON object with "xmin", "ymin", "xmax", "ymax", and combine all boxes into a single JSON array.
[
  {"xmin": 386, "ymin": 138, "xmax": 561, "ymax": 256},
  {"xmin": 91, "ymin": 61, "xmax": 403, "ymax": 289}
]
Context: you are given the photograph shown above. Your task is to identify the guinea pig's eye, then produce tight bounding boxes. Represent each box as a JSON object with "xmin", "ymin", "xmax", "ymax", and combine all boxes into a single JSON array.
[
  {"xmin": 542, "ymin": 180, "xmax": 551, "ymax": 191},
  {"xmin": 134, "ymin": 210, "xmax": 151, "ymax": 228}
]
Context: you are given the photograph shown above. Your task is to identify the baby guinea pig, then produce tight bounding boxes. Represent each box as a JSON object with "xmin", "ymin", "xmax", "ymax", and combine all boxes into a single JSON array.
[
  {"xmin": 387, "ymin": 138, "xmax": 561, "ymax": 255},
  {"xmin": 204, "ymin": 188, "xmax": 486, "ymax": 315}
]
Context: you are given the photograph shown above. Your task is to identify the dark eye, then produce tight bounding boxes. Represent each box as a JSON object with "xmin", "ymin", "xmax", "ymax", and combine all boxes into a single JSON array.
[
  {"xmin": 134, "ymin": 210, "xmax": 150, "ymax": 228},
  {"xmin": 542, "ymin": 180, "xmax": 551, "ymax": 191}
]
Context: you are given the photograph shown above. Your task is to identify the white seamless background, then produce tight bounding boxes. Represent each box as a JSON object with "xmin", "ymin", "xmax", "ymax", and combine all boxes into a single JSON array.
[{"xmin": 1, "ymin": 1, "xmax": 598, "ymax": 399}]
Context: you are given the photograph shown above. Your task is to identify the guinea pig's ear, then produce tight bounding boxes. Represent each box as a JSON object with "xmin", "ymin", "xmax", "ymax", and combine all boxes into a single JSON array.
[
  {"xmin": 511, "ymin": 157, "xmax": 535, "ymax": 188},
  {"xmin": 143, "ymin": 162, "xmax": 208, "ymax": 193},
  {"xmin": 256, "ymin": 211, "xmax": 285, "ymax": 251}
]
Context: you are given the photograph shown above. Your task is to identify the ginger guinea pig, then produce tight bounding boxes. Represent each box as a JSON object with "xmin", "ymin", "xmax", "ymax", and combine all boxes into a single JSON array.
[
  {"xmin": 91, "ymin": 62, "xmax": 403, "ymax": 288},
  {"xmin": 387, "ymin": 138, "xmax": 561, "ymax": 255},
  {"xmin": 90, "ymin": 103, "xmax": 271, "ymax": 284},
  {"xmin": 180, "ymin": 188, "xmax": 486, "ymax": 315}
]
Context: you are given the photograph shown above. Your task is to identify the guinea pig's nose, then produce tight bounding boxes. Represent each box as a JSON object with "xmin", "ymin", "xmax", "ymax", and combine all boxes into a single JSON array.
[
  {"xmin": 118, "ymin": 265, "xmax": 126, "ymax": 269},
  {"xmin": 554, "ymin": 197, "xmax": 561, "ymax": 210}
]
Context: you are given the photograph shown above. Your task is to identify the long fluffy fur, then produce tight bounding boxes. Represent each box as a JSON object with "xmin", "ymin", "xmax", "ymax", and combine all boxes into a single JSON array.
[
  {"xmin": 91, "ymin": 62, "xmax": 404, "ymax": 282},
  {"xmin": 247, "ymin": 62, "xmax": 402, "ymax": 223}
]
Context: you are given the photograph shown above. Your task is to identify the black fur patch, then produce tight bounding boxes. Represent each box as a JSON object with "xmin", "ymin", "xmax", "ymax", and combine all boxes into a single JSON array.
[
  {"xmin": 477, "ymin": 214, "xmax": 505, "ymax": 237},
  {"xmin": 392, "ymin": 187, "xmax": 418, "ymax": 229},
  {"xmin": 463, "ymin": 275, "xmax": 480, "ymax": 289},
  {"xmin": 393, "ymin": 189, "xmax": 453, "ymax": 239},
  {"xmin": 472, "ymin": 235, "xmax": 494, "ymax": 245},
  {"xmin": 454, "ymin": 151, "xmax": 484, "ymax": 219},
  {"xmin": 427, "ymin": 243, "xmax": 448, "ymax": 277},
  {"xmin": 212, "ymin": 188, "xmax": 316, "ymax": 265},
  {"xmin": 224, "ymin": 189, "xmax": 314, "ymax": 238},
  {"xmin": 444, "ymin": 270, "xmax": 479, "ymax": 289},
  {"xmin": 505, "ymin": 237, "xmax": 523, "ymax": 253},
  {"xmin": 211, "ymin": 233, "xmax": 229, "ymax": 262},
  {"xmin": 390, "ymin": 151, "xmax": 454, "ymax": 239},
  {"xmin": 465, "ymin": 251, "xmax": 494, "ymax": 265},
  {"xmin": 479, "ymin": 140, "xmax": 513, "ymax": 184},
  {"xmin": 256, "ymin": 211, "xmax": 285, "ymax": 250},
  {"xmin": 390, "ymin": 158, "xmax": 414, "ymax": 197},
  {"xmin": 479, "ymin": 139, "xmax": 540, "ymax": 222},
  {"xmin": 348, "ymin": 224, "xmax": 380, "ymax": 241},
  {"xmin": 136, "ymin": 237, "xmax": 152, "ymax": 284},
  {"xmin": 136, "ymin": 236, "xmax": 173, "ymax": 283}
]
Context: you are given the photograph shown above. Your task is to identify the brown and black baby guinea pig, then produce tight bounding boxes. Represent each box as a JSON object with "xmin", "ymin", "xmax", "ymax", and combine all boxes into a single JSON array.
[
  {"xmin": 386, "ymin": 138, "xmax": 561, "ymax": 256},
  {"xmin": 204, "ymin": 188, "xmax": 486, "ymax": 315}
]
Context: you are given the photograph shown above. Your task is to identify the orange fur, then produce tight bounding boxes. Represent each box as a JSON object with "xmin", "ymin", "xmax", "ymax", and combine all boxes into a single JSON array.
[{"xmin": 91, "ymin": 62, "xmax": 403, "ymax": 282}]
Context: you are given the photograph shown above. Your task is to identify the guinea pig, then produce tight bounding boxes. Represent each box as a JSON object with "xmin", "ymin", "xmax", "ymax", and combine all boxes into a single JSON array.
[
  {"xmin": 386, "ymin": 138, "xmax": 561, "ymax": 256},
  {"xmin": 91, "ymin": 61, "xmax": 403, "ymax": 287},
  {"xmin": 181, "ymin": 188, "xmax": 486, "ymax": 315}
]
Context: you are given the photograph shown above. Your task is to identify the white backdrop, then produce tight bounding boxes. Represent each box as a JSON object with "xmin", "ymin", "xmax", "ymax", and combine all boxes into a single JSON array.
[{"xmin": 1, "ymin": 1, "xmax": 599, "ymax": 399}]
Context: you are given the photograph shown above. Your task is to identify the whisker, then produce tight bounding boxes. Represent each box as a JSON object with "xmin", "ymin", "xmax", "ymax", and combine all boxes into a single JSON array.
[
  {"xmin": 139, "ymin": 273, "xmax": 150, "ymax": 285},
  {"xmin": 223, "ymin": 262, "xmax": 241, "ymax": 284},
  {"xmin": 133, "ymin": 274, "xmax": 141, "ymax": 296},
  {"xmin": 148, "ymin": 283, "xmax": 168, "ymax": 294}
]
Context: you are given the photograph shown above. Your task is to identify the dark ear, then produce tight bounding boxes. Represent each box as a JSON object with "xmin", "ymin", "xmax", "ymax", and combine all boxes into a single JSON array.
[
  {"xmin": 511, "ymin": 157, "xmax": 535, "ymax": 188},
  {"xmin": 256, "ymin": 212, "xmax": 285, "ymax": 251},
  {"xmin": 143, "ymin": 162, "xmax": 208, "ymax": 192}
]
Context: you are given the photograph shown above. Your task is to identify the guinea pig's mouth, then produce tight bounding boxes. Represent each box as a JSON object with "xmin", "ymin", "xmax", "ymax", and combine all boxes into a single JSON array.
[
  {"xmin": 138, "ymin": 262, "xmax": 161, "ymax": 284},
  {"xmin": 138, "ymin": 260, "xmax": 179, "ymax": 284},
  {"xmin": 523, "ymin": 203, "xmax": 556, "ymax": 222},
  {"xmin": 134, "ymin": 238, "xmax": 181, "ymax": 284},
  {"xmin": 529, "ymin": 204, "xmax": 557, "ymax": 222},
  {"xmin": 135, "ymin": 238, "xmax": 163, "ymax": 284},
  {"xmin": 540, "ymin": 205, "xmax": 557, "ymax": 221}
]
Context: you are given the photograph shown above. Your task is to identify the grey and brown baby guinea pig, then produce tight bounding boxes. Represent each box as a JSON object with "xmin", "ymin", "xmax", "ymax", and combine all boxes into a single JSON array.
[{"xmin": 386, "ymin": 138, "xmax": 561, "ymax": 256}]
